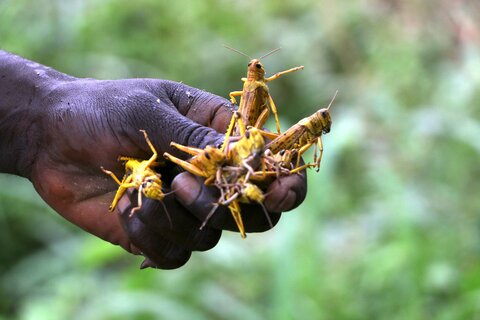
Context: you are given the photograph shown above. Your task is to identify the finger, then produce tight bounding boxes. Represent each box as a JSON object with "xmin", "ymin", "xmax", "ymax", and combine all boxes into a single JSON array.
[
  {"xmin": 159, "ymin": 80, "xmax": 234, "ymax": 133},
  {"xmin": 117, "ymin": 196, "xmax": 191, "ymax": 269},
  {"xmin": 133, "ymin": 192, "xmax": 222, "ymax": 252},
  {"xmin": 264, "ymin": 169, "xmax": 307, "ymax": 213},
  {"xmin": 117, "ymin": 188, "xmax": 221, "ymax": 251},
  {"xmin": 172, "ymin": 172, "xmax": 280, "ymax": 234},
  {"xmin": 117, "ymin": 80, "xmax": 234, "ymax": 160}
]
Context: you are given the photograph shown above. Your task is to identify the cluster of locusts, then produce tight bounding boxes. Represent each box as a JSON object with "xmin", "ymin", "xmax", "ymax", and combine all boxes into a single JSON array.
[{"xmin": 101, "ymin": 47, "xmax": 334, "ymax": 238}]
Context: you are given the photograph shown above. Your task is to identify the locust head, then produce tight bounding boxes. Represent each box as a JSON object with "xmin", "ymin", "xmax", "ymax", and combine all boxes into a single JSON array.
[
  {"xmin": 201, "ymin": 145, "xmax": 226, "ymax": 171},
  {"xmin": 307, "ymin": 91, "xmax": 336, "ymax": 135},
  {"xmin": 141, "ymin": 174, "xmax": 164, "ymax": 201},
  {"xmin": 317, "ymin": 108, "xmax": 332, "ymax": 134},
  {"xmin": 247, "ymin": 59, "xmax": 265, "ymax": 80},
  {"xmin": 241, "ymin": 182, "xmax": 265, "ymax": 203}
]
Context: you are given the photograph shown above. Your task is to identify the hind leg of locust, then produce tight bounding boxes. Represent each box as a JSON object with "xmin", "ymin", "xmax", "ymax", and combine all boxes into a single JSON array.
[
  {"xmin": 139, "ymin": 129, "xmax": 160, "ymax": 168},
  {"xmin": 170, "ymin": 142, "xmax": 203, "ymax": 156},
  {"xmin": 294, "ymin": 137, "xmax": 324, "ymax": 171},
  {"xmin": 267, "ymin": 95, "xmax": 282, "ymax": 134},
  {"xmin": 222, "ymin": 111, "xmax": 246, "ymax": 153},
  {"xmin": 129, "ymin": 185, "xmax": 144, "ymax": 217},
  {"xmin": 228, "ymin": 200, "xmax": 246, "ymax": 239},
  {"xmin": 163, "ymin": 152, "xmax": 206, "ymax": 178},
  {"xmin": 101, "ymin": 167, "xmax": 133, "ymax": 212},
  {"xmin": 313, "ymin": 137, "xmax": 324, "ymax": 172}
]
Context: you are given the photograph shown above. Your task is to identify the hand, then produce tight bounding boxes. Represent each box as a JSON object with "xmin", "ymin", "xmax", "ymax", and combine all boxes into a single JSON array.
[{"xmin": 26, "ymin": 78, "xmax": 307, "ymax": 269}]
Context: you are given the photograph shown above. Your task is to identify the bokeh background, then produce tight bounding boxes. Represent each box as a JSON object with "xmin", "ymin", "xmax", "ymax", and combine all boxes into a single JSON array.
[{"xmin": 1, "ymin": 0, "xmax": 480, "ymax": 319}]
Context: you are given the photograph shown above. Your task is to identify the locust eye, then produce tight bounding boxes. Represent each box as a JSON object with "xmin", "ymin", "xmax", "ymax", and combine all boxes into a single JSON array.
[
  {"xmin": 245, "ymin": 131, "xmax": 250, "ymax": 139},
  {"xmin": 205, "ymin": 152, "xmax": 211, "ymax": 160},
  {"xmin": 216, "ymin": 143, "xmax": 222, "ymax": 149},
  {"xmin": 279, "ymin": 149, "xmax": 285, "ymax": 156},
  {"xmin": 320, "ymin": 110, "xmax": 327, "ymax": 117},
  {"xmin": 255, "ymin": 63, "xmax": 262, "ymax": 69}
]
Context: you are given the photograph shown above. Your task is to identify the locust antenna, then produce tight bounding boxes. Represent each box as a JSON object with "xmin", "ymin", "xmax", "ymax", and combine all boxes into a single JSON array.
[
  {"xmin": 326, "ymin": 90, "xmax": 338, "ymax": 111},
  {"xmin": 223, "ymin": 44, "xmax": 252, "ymax": 60},
  {"xmin": 259, "ymin": 47, "xmax": 282, "ymax": 60}
]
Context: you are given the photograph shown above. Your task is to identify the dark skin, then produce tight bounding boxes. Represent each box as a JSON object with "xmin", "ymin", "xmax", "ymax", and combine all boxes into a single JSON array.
[{"xmin": 0, "ymin": 50, "xmax": 307, "ymax": 269}]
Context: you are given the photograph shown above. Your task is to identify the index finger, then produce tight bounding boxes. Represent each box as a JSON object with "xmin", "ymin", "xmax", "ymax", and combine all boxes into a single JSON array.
[{"xmin": 160, "ymin": 80, "xmax": 235, "ymax": 132}]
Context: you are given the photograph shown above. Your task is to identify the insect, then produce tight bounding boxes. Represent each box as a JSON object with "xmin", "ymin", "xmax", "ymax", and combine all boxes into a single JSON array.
[
  {"xmin": 101, "ymin": 130, "xmax": 171, "ymax": 222},
  {"xmin": 222, "ymin": 45, "xmax": 304, "ymax": 149},
  {"xmin": 163, "ymin": 144, "xmax": 226, "ymax": 185},
  {"xmin": 202, "ymin": 176, "xmax": 272, "ymax": 239},
  {"xmin": 266, "ymin": 92, "xmax": 336, "ymax": 171},
  {"xmin": 223, "ymin": 111, "xmax": 266, "ymax": 181}
]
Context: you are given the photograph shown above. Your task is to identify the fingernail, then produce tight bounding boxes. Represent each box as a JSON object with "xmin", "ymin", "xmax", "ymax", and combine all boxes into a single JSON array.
[
  {"xmin": 171, "ymin": 172, "xmax": 202, "ymax": 207},
  {"xmin": 140, "ymin": 258, "xmax": 157, "ymax": 269}
]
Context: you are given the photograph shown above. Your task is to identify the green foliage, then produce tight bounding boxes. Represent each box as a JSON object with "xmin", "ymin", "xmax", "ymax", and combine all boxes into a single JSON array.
[{"xmin": 1, "ymin": 0, "xmax": 480, "ymax": 319}]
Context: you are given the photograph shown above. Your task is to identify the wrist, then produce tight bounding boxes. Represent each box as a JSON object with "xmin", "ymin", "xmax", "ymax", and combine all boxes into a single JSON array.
[{"xmin": 0, "ymin": 50, "xmax": 73, "ymax": 178}]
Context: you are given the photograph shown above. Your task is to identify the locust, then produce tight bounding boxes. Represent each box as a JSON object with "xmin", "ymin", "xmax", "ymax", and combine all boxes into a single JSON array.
[
  {"xmin": 164, "ymin": 111, "xmax": 268, "ymax": 237},
  {"xmin": 101, "ymin": 130, "xmax": 171, "ymax": 222},
  {"xmin": 265, "ymin": 92, "xmax": 336, "ymax": 171},
  {"xmin": 202, "ymin": 176, "xmax": 272, "ymax": 239},
  {"xmin": 222, "ymin": 45, "xmax": 304, "ymax": 150},
  {"xmin": 223, "ymin": 111, "xmax": 266, "ymax": 182},
  {"xmin": 163, "ymin": 111, "xmax": 265, "ymax": 185},
  {"xmin": 163, "ymin": 144, "xmax": 226, "ymax": 185}
]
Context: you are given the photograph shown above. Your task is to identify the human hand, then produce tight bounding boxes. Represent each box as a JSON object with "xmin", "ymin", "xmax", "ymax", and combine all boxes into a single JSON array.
[{"xmin": 24, "ymin": 78, "xmax": 307, "ymax": 269}]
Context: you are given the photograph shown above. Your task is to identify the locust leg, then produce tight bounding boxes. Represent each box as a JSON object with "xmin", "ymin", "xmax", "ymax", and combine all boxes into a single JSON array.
[
  {"xmin": 108, "ymin": 186, "xmax": 128, "ymax": 212},
  {"xmin": 229, "ymin": 90, "xmax": 243, "ymax": 105},
  {"xmin": 101, "ymin": 167, "xmax": 124, "ymax": 185},
  {"xmin": 130, "ymin": 185, "xmax": 144, "ymax": 217},
  {"xmin": 221, "ymin": 111, "xmax": 240, "ymax": 153},
  {"xmin": 265, "ymin": 66, "xmax": 304, "ymax": 82},
  {"xmin": 254, "ymin": 107, "xmax": 270, "ymax": 130},
  {"xmin": 242, "ymin": 159, "xmax": 256, "ymax": 182},
  {"xmin": 257, "ymin": 130, "xmax": 279, "ymax": 141},
  {"xmin": 235, "ymin": 112, "xmax": 247, "ymax": 136},
  {"xmin": 289, "ymin": 162, "xmax": 316, "ymax": 174},
  {"xmin": 101, "ymin": 167, "xmax": 129, "ymax": 212},
  {"xmin": 200, "ymin": 203, "xmax": 219, "ymax": 230},
  {"xmin": 267, "ymin": 95, "xmax": 281, "ymax": 134},
  {"xmin": 163, "ymin": 152, "xmax": 206, "ymax": 178},
  {"xmin": 104, "ymin": 173, "xmax": 135, "ymax": 212},
  {"xmin": 140, "ymin": 130, "xmax": 159, "ymax": 168},
  {"xmin": 295, "ymin": 141, "xmax": 315, "ymax": 168},
  {"xmin": 221, "ymin": 191, "xmax": 240, "ymax": 206},
  {"xmin": 222, "ymin": 111, "xmax": 248, "ymax": 153},
  {"xmin": 314, "ymin": 137, "xmax": 324, "ymax": 172},
  {"xmin": 228, "ymin": 200, "xmax": 246, "ymax": 239},
  {"xmin": 258, "ymin": 202, "xmax": 273, "ymax": 229},
  {"xmin": 170, "ymin": 142, "xmax": 203, "ymax": 156}
]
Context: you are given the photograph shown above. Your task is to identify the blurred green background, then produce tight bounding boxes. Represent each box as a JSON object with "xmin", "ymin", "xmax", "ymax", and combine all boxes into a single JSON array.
[{"xmin": 1, "ymin": 0, "xmax": 480, "ymax": 319}]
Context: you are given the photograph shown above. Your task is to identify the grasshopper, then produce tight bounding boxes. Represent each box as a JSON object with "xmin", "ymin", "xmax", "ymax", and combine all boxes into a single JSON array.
[
  {"xmin": 164, "ymin": 111, "xmax": 268, "ymax": 237},
  {"xmin": 163, "ymin": 144, "xmax": 226, "ymax": 185},
  {"xmin": 202, "ymin": 176, "xmax": 272, "ymax": 239},
  {"xmin": 163, "ymin": 111, "xmax": 264, "ymax": 185},
  {"xmin": 265, "ymin": 92, "xmax": 336, "ymax": 171},
  {"xmin": 223, "ymin": 111, "xmax": 266, "ymax": 181},
  {"xmin": 101, "ymin": 130, "xmax": 171, "ymax": 222},
  {"xmin": 222, "ymin": 46, "xmax": 304, "ymax": 150}
]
